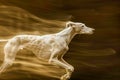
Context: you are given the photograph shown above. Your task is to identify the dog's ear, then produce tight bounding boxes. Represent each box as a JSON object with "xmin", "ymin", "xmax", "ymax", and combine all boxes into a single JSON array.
[{"xmin": 66, "ymin": 21, "xmax": 75, "ymax": 28}]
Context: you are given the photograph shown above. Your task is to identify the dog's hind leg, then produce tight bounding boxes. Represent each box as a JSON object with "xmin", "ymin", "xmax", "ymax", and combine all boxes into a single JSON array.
[{"xmin": 0, "ymin": 38, "xmax": 20, "ymax": 74}]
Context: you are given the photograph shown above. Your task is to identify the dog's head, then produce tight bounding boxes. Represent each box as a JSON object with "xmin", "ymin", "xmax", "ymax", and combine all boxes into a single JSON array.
[{"xmin": 66, "ymin": 21, "xmax": 95, "ymax": 34}]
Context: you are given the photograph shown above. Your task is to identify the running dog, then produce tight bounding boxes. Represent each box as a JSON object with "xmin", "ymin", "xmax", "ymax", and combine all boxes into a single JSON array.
[{"xmin": 0, "ymin": 21, "xmax": 94, "ymax": 80}]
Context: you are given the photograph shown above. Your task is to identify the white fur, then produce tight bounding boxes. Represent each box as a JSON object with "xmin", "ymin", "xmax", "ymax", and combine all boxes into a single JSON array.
[{"xmin": 0, "ymin": 21, "xmax": 94, "ymax": 80}]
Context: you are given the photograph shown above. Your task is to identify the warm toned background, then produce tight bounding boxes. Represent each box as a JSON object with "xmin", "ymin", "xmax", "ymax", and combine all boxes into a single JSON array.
[{"xmin": 0, "ymin": 0, "xmax": 120, "ymax": 80}]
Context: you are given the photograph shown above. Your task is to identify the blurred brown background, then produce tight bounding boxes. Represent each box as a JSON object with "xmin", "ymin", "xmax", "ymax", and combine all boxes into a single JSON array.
[{"xmin": 0, "ymin": 0, "xmax": 120, "ymax": 80}]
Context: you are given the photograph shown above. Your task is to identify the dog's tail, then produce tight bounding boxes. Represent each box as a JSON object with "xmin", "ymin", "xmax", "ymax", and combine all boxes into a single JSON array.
[{"xmin": 0, "ymin": 39, "xmax": 9, "ymax": 42}]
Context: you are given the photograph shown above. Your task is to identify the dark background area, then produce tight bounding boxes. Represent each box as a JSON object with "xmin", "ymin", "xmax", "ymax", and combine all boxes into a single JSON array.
[{"xmin": 0, "ymin": 0, "xmax": 120, "ymax": 80}]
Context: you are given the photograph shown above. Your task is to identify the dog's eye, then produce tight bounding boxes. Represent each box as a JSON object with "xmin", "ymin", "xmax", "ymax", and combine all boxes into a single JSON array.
[{"xmin": 81, "ymin": 25, "xmax": 84, "ymax": 28}]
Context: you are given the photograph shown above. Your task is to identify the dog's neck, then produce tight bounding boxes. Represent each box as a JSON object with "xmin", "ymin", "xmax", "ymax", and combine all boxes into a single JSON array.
[{"xmin": 57, "ymin": 27, "xmax": 76, "ymax": 44}]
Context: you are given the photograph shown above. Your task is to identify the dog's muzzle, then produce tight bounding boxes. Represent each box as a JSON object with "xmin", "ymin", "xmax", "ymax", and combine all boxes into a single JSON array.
[{"xmin": 81, "ymin": 27, "xmax": 95, "ymax": 34}]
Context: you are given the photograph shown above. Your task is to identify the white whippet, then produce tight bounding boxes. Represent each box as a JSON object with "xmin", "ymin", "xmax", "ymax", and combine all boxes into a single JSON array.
[{"xmin": 0, "ymin": 21, "xmax": 94, "ymax": 80}]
